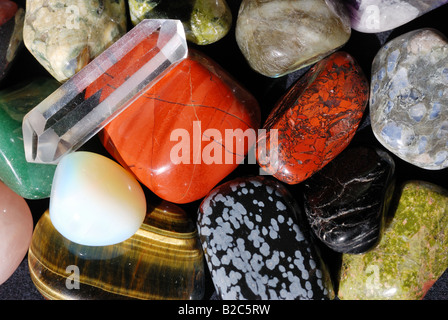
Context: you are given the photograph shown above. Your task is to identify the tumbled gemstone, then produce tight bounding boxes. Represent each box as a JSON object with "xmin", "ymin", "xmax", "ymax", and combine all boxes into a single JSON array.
[
  {"xmin": 197, "ymin": 175, "xmax": 334, "ymax": 300},
  {"xmin": 257, "ymin": 51, "xmax": 369, "ymax": 185},
  {"xmin": 303, "ymin": 145, "xmax": 395, "ymax": 254},
  {"xmin": 0, "ymin": 181, "xmax": 33, "ymax": 285},
  {"xmin": 0, "ymin": 78, "xmax": 59, "ymax": 199},
  {"xmin": 338, "ymin": 181, "xmax": 448, "ymax": 300},
  {"xmin": 235, "ymin": 0, "xmax": 351, "ymax": 77},
  {"xmin": 128, "ymin": 0, "xmax": 232, "ymax": 45},
  {"xmin": 101, "ymin": 49, "xmax": 260, "ymax": 204},
  {"xmin": 29, "ymin": 202, "xmax": 204, "ymax": 300},
  {"xmin": 344, "ymin": 0, "xmax": 448, "ymax": 33},
  {"xmin": 23, "ymin": 0, "xmax": 127, "ymax": 82},
  {"xmin": 49, "ymin": 151, "xmax": 147, "ymax": 246},
  {"xmin": 22, "ymin": 19, "xmax": 187, "ymax": 165},
  {"xmin": 370, "ymin": 28, "xmax": 448, "ymax": 170},
  {"xmin": 0, "ymin": 1, "xmax": 24, "ymax": 82}
]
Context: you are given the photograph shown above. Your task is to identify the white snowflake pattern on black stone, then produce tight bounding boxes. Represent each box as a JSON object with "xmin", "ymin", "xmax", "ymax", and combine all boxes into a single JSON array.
[{"xmin": 197, "ymin": 175, "xmax": 333, "ymax": 300}]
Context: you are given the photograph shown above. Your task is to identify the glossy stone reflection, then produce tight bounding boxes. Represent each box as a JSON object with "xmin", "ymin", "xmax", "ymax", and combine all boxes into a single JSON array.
[
  {"xmin": 338, "ymin": 181, "xmax": 448, "ymax": 300},
  {"xmin": 257, "ymin": 52, "xmax": 369, "ymax": 185},
  {"xmin": 28, "ymin": 202, "xmax": 205, "ymax": 300},
  {"xmin": 0, "ymin": 78, "xmax": 59, "ymax": 199},
  {"xmin": 198, "ymin": 176, "xmax": 334, "ymax": 300},
  {"xmin": 370, "ymin": 28, "xmax": 448, "ymax": 170},
  {"xmin": 303, "ymin": 146, "xmax": 395, "ymax": 254}
]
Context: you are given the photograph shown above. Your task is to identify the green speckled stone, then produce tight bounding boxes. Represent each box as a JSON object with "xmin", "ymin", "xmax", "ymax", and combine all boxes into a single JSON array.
[
  {"xmin": 338, "ymin": 181, "xmax": 448, "ymax": 300},
  {"xmin": 0, "ymin": 78, "xmax": 59, "ymax": 199},
  {"xmin": 128, "ymin": 0, "xmax": 232, "ymax": 45},
  {"xmin": 23, "ymin": 0, "xmax": 127, "ymax": 82}
]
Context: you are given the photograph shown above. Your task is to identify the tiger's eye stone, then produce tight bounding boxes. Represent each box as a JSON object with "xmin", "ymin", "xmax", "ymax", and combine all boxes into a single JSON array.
[
  {"xmin": 0, "ymin": 1, "xmax": 24, "ymax": 82},
  {"xmin": 0, "ymin": 78, "xmax": 59, "ymax": 199},
  {"xmin": 235, "ymin": 0, "xmax": 351, "ymax": 77},
  {"xmin": 128, "ymin": 0, "xmax": 232, "ymax": 45},
  {"xmin": 197, "ymin": 176, "xmax": 334, "ymax": 300},
  {"xmin": 257, "ymin": 51, "xmax": 369, "ymax": 185},
  {"xmin": 303, "ymin": 146, "xmax": 396, "ymax": 254},
  {"xmin": 338, "ymin": 181, "xmax": 448, "ymax": 300},
  {"xmin": 101, "ymin": 49, "xmax": 260, "ymax": 204},
  {"xmin": 28, "ymin": 202, "xmax": 205, "ymax": 300},
  {"xmin": 0, "ymin": 181, "xmax": 33, "ymax": 285},
  {"xmin": 23, "ymin": 0, "xmax": 127, "ymax": 82},
  {"xmin": 50, "ymin": 151, "xmax": 147, "ymax": 246}
]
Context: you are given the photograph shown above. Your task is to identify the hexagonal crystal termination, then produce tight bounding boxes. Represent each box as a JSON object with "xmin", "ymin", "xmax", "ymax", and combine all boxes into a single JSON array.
[{"xmin": 22, "ymin": 19, "xmax": 188, "ymax": 164}]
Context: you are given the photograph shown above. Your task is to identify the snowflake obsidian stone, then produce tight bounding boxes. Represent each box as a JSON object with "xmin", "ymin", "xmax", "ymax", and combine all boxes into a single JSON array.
[{"xmin": 197, "ymin": 175, "xmax": 334, "ymax": 300}]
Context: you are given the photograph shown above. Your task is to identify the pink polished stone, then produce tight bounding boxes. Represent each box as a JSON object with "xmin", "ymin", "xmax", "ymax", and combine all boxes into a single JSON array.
[{"xmin": 0, "ymin": 181, "xmax": 33, "ymax": 285}]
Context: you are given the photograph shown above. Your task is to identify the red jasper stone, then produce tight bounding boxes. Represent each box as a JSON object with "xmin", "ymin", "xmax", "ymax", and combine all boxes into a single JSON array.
[
  {"xmin": 100, "ymin": 49, "xmax": 260, "ymax": 204},
  {"xmin": 0, "ymin": 0, "xmax": 17, "ymax": 26},
  {"xmin": 257, "ymin": 51, "xmax": 369, "ymax": 185}
]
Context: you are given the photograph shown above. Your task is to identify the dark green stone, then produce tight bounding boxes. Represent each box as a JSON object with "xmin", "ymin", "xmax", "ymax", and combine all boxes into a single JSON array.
[{"xmin": 0, "ymin": 78, "xmax": 59, "ymax": 199}]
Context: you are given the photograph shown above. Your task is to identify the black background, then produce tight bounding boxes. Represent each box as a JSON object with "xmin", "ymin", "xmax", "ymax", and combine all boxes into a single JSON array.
[{"xmin": 0, "ymin": 0, "xmax": 447, "ymax": 301}]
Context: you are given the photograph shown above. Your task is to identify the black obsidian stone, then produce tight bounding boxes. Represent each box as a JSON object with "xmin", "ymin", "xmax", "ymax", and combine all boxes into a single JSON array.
[
  {"xmin": 303, "ymin": 145, "xmax": 395, "ymax": 254},
  {"xmin": 197, "ymin": 175, "xmax": 334, "ymax": 300}
]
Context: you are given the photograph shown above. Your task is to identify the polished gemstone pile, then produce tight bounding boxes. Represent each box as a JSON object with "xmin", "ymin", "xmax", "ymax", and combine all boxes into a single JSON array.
[{"xmin": 0, "ymin": 0, "xmax": 447, "ymax": 301}]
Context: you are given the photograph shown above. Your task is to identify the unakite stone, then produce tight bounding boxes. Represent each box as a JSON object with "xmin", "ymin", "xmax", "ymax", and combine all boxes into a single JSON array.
[
  {"xmin": 23, "ymin": 0, "xmax": 127, "ymax": 82},
  {"xmin": 0, "ymin": 78, "xmax": 59, "ymax": 199},
  {"xmin": 235, "ymin": 0, "xmax": 351, "ymax": 77},
  {"xmin": 338, "ymin": 181, "xmax": 448, "ymax": 300},
  {"xmin": 128, "ymin": 0, "xmax": 232, "ymax": 45},
  {"xmin": 370, "ymin": 28, "xmax": 448, "ymax": 170}
]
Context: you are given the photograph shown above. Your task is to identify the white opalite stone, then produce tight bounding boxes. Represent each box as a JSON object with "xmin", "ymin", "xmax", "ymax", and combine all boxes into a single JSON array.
[{"xmin": 49, "ymin": 151, "xmax": 147, "ymax": 246}]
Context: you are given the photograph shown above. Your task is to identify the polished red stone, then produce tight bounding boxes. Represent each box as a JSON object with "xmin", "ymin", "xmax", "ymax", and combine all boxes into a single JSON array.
[
  {"xmin": 257, "ymin": 51, "xmax": 369, "ymax": 185},
  {"xmin": 0, "ymin": 0, "xmax": 17, "ymax": 26},
  {"xmin": 100, "ymin": 49, "xmax": 260, "ymax": 204}
]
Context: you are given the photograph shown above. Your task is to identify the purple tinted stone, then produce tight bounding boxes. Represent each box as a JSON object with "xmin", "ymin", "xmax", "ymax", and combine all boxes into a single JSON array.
[{"xmin": 343, "ymin": 0, "xmax": 448, "ymax": 33}]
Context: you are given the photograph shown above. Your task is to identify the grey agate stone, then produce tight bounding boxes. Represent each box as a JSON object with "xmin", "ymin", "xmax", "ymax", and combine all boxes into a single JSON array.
[
  {"xmin": 197, "ymin": 176, "xmax": 334, "ymax": 300},
  {"xmin": 370, "ymin": 28, "xmax": 448, "ymax": 170}
]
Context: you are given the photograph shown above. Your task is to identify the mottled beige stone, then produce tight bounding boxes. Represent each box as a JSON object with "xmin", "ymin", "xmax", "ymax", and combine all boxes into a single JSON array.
[
  {"xmin": 23, "ymin": 0, "xmax": 127, "ymax": 82},
  {"xmin": 235, "ymin": 0, "xmax": 351, "ymax": 78}
]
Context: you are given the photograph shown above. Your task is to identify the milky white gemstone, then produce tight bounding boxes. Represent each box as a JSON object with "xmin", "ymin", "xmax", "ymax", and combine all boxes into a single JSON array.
[{"xmin": 49, "ymin": 151, "xmax": 147, "ymax": 246}]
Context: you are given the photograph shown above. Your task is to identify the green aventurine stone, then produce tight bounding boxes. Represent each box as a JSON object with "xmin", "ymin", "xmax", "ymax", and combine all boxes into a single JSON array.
[
  {"xmin": 0, "ymin": 78, "xmax": 59, "ymax": 199},
  {"xmin": 128, "ymin": 0, "xmax": 232, "ymax": 45},
  {"xmin": 23, "ymin": 0, "xmax": 127, "ymax": 82},
  {"xmin": 338, "ymin": 181, "xmax": 448, "ymax": 300}
]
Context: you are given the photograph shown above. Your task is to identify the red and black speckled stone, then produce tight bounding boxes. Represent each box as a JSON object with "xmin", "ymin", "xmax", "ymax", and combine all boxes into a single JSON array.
[{"xmin": 257, "ymin": 51, "xmax": 369, "ymax": 185}]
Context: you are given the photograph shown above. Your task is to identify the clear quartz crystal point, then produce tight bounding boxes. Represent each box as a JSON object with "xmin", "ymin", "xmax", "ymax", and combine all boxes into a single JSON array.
[{"xmin": 22, "ymin": 19, "xmax": 188, "ymax": 164}]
